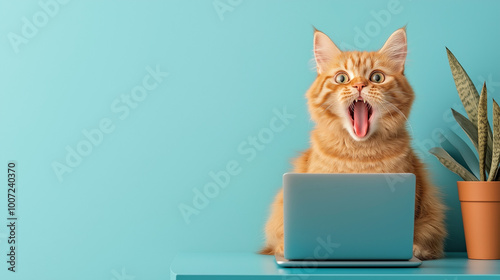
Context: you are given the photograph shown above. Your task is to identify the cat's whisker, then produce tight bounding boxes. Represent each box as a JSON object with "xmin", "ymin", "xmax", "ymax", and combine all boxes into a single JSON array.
[
  {"xmin": 380, "ymin": 100, "xmax": 414, "ymax": 135},
  {"xmin": 379, "ymin": 102, "xmax": 404, "ymax": 134},
  {"xmin": 378, "ymin": 101, "xmax": 396, "ymax": 125},
  {"xmin": 321, "ymin": 102, "xmax": 335, "ymax": 113},
  {"xmin": 381, "ymin": 100, "xmax": 408, "ymax": 121}
]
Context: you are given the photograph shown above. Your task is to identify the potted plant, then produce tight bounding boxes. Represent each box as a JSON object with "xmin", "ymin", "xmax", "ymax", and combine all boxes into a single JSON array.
[{"xmin": 429, "ymin": 48, "xmax": 500, "ymax": 260}]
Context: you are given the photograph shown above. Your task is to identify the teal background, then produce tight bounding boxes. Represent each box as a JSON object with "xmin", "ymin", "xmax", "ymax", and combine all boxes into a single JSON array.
[{"xmin": 0, "ymin": 0, "xmax": 499, "ymax": 279}]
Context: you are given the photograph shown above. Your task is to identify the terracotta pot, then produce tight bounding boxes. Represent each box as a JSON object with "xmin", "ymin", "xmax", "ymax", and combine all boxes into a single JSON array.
[{"xmin": 457, "ymin": 181, "xmax": 500, "ymax": 259}]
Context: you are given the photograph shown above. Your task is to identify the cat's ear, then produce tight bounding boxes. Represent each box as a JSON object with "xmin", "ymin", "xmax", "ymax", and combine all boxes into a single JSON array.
[
  {"xmin": 313, "ymin": 30, "xmax": 341, "ymax": 74},
  {"xmin": 379, "ymin": 28, "xmax": 407, "ymax": 73}
]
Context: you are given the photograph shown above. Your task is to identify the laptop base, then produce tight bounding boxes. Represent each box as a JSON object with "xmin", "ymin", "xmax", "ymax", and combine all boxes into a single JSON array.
[{"xmin": 275, "ymin": 254, "xmax": 422, "ymax": 268}]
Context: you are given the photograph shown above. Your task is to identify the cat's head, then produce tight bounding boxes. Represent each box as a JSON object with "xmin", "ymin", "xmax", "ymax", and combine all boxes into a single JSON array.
[{"xmin": 307, "ymin": 28, "xmax": 414, "ymax": 141}]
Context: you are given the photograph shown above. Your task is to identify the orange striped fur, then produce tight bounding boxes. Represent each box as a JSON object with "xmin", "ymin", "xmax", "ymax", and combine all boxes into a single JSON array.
[{"xmin": 260, "ymin": 28, "xmax": 446, "ymax": 260}]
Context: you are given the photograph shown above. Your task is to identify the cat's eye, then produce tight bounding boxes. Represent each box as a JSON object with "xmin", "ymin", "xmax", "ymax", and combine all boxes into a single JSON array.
[
  {"xmin": 334, "ymin": 72, "xmax": 350, "ymax": 84},
  {"xmin": 370, "ymin": 72, "xmax": 385, "ymax": 83}
]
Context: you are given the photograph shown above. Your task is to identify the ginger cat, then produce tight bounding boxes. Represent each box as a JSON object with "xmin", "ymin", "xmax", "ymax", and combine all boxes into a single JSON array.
[{"xmin": 260, "ymin": 28, "xmax": 446, "ymax": 260}]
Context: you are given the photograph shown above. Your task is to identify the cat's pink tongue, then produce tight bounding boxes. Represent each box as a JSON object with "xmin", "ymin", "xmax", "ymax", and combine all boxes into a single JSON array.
[{"xmin": 353, "ymin": 101, "xmax": 369, "ymax": 138}]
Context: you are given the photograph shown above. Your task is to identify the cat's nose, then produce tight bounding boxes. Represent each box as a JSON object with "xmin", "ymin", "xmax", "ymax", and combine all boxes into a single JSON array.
[{"xmin": 353, "ymin": 83, "xmax": 366, "ymax": 93}]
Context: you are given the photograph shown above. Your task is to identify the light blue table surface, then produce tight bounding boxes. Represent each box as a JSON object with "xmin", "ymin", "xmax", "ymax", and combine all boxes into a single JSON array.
[{"xmin": 170, "ymin": 252, "xmax": 500, "ymax": 279}]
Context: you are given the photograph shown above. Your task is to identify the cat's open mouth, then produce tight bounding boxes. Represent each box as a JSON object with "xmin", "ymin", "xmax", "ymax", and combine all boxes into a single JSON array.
[{"xmin": 348, "ymin": 98, "xmax": 373, "ymax": 138}]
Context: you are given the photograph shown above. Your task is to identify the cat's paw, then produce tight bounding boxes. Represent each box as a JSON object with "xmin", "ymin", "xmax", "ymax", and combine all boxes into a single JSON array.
[
  {"xmin": 413, "ymin": 244, "xmax": 443, "ymax": 260},
  {"xmin": 274, "ymin": 242, "xmax": 284, "ymax": 256},
  {"xmin": 259, "ymin": 242, "xmax": 284, "ymax": 256}
]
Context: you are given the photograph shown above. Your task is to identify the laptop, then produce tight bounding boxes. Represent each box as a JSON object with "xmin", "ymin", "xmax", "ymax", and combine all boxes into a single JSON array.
[{"xmin": 276, "ymin": 173, "xmax": 422, "ymax": 267}]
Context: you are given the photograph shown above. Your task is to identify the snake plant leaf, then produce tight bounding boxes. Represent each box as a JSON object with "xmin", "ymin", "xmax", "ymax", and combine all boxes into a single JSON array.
[
  {"xmin": 489, "ymin": 99, "xmax": 500, "ymax": 181},
  {"xmin": 478, "ymin": 83, "xmax": 488, "ymax": 181},
  {"xmin": 442, "ymin": 129, "xmax": 480, "ymax": 179},
  {"xmin": 429, "ymin": 147, "xmax": 478, "ymax": 181},
  {"xmin": 438, "ymin": 130, "xmax": 473, "ymax": 174},
  {"xmin": 446, "ymin": 48, "xmax": 480, "ymax": 124},
  {"xmin": 446, "ymin": 48, "xmax": 493, "ymax": 140},
  {"xmin": 451, "ymin": 108, "xmax": 492, "ymax": 174},
  {"xmin": 452, "ymin": 109, "xmax": 479, "ymax": 148}
]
